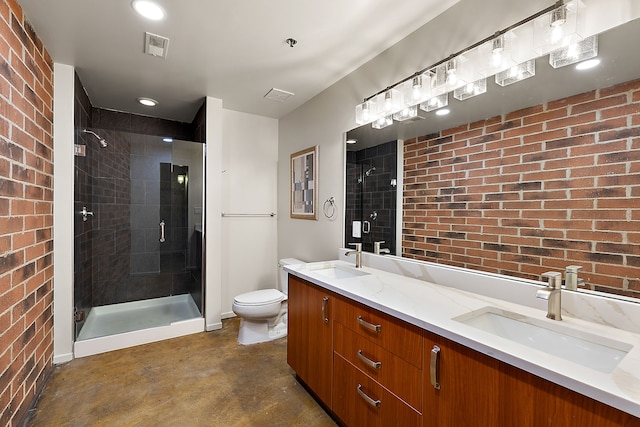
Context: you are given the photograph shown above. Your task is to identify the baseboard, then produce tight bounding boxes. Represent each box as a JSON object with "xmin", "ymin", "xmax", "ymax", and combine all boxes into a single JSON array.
[
  {"xmin": 206, "ymin": 321, "xmax": 223, "ymax": 331},
  {"xmin": 221, "ymin": 311, "xmax": 236, "ymax": 320},
  {"xmin": 53, "ymin": 352, "xmax": 73, "ymax": 364}
]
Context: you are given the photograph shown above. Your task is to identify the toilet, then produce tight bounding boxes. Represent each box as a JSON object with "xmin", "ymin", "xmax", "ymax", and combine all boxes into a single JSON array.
[{"xmin": 232, "ymin": 258, "xmax": 303, "ymax": 345}]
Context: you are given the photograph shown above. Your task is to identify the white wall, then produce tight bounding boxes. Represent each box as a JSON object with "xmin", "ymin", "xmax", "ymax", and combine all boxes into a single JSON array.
[
  {"xmin": 52, "ymin": 63, "xmax": 75, "ymax": 363},
  {"xmin": 220, "ymin": 110, "xmax": 279, "ymax": 317},
  {"xmin": 277, "ymin": 0, "xmax": 550, "ymax": 262}
]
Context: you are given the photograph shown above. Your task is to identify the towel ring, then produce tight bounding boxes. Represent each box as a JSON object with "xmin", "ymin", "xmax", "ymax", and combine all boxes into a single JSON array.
[{"xmin": 323, "ymin": 197, "xmax": 337, "ymax": 221}]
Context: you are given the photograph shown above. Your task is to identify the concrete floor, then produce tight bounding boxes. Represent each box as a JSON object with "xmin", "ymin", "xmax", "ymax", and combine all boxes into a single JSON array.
[{"xmin": 27, "ymin": 318, "xmax": 337, "ymax": 426}]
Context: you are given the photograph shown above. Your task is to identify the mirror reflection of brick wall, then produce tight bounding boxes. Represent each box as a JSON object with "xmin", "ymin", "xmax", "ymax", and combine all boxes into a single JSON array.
[{"xmin": 345, "ymin": 141, "xmax": 397, "ymax": 254}]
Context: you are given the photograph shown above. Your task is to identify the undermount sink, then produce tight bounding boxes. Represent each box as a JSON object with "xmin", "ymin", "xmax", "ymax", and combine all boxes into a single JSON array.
[
  {"xmin": 305, "ymin": 262, "xmax": 371, "ymax": 280},
  {"xmin": 454, "ymin": 307, "xmax": 632, "ymax": 373}
]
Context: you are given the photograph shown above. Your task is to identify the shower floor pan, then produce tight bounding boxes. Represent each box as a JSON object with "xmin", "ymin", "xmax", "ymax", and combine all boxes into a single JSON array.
[{"xmin": 74, "ymin": 294, "xmax": 203, "ymax": 358}]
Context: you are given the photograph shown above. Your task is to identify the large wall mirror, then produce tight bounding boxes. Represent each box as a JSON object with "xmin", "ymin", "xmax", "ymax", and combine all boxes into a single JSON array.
[{"xmin": 345, "ymin": 18, "xmax": 640, "ymax": 302}]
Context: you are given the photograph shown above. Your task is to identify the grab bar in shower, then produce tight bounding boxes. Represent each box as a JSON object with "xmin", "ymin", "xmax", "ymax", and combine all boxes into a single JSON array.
[
  {"xmin": 221, "ymin": 212, "xmax": 276, "ymax": 217},
  {"xmin": 159, "ymin": 220, "xmax": 166, "ymax": 243}
]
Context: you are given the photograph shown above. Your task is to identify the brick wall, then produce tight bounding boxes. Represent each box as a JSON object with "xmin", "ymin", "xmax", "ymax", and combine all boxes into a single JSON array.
[
  {"xmin": 403, "ymin": 78, "xmax": 640, "ymax": 299},
  {"xmin": 0, "ymin": 0, "xmax": 54, "ymax": 425}
]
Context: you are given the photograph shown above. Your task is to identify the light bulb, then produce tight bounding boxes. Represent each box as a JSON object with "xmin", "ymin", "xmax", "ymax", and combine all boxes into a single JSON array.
[
  {"xmin": 384, "ymin": 91, "xmax": 393, "ymax": 111},
  {"xmin": 465, "ymin": 83, "xmax": 474, "ymax": 94},
  {"xmin": 412, "ymin": 76, "xmax": 422, "ymax": 100}
]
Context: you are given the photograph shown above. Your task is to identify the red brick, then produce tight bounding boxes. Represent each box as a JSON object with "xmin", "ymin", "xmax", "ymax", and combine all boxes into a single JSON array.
[
  {"xmin": 523, "ymin": 107, "xmax": 568, "ymax": 126},
  {"xmin": 504, "ymin": 123, "xmax": 543, "ymax": 138},
  {"xmin": 571, "ymin": 94, "xmax": 628, "ymax": 115},
  {"xmin": 548, "ymin": 90, "xmax": 596, "ymax": 110},
  {"xmin": 599, "ymin": 79, "xmax": 640, "ymax": 98},
  {"xmin": 547, "ymin": 112, "xmax": 596, "ymax": 130}
]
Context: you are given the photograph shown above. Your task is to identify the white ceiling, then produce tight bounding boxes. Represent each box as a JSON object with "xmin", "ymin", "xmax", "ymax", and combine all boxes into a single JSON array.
[{"xmin": 18, "ymin": 0, "xmax": 460, "ymax": 123}]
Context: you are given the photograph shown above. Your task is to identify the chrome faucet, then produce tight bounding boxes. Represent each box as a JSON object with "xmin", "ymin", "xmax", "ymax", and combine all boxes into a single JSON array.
[
  {"xmin": 345, "ymin": 243, "xmax": 363, "ymax": 268},
  {"xmin": 565, "ymin": 265, "xmax": 584, "ymax": 291},
  {"xmin": 537, "ymin": 271, "xmax": 562, "ymax": 321},
  {"xmin": 373, "ymin": 241, "xmax": 391, "ymax": 255}
]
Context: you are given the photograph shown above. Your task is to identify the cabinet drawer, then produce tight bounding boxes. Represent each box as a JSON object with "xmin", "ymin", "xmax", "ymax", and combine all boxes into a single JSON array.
[
  {"xmin": 333, "ymin": 354, "xmax": 421, "ymax": 427},
  {"xmin": 334, "ymin": 296, "xmax": 423, "ymax": 368},
  {"xmin": 334, "ymin": 322, "xmax": 422, "ymax": 412}
]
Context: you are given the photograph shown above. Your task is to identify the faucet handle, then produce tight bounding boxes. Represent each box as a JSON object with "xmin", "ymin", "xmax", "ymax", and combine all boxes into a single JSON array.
[
  {"xmin": 348, "ymin": 242, "xmax": 362, "ymax": 251},
  {"xmin": 541, "ymin": 271, "xmax": 562, "ymax": 289},
  {"xmin": 565, "ymin": 265, "xmax": 582, "ymax": 273}
]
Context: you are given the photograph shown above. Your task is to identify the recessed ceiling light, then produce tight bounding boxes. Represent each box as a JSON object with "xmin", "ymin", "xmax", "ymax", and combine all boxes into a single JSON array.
[
  {"xmin": 346, "ymin": 139, "xmax": 357, "ymax": 144},
  {"xmin": 132, "ymin": 0, "xmax": 166, "ymax": 20},
  {"xmin": 162, "ymin": 137, "xmax": 173, "ymax": 143},
  {"xmin": 435, "ymin": 108, "xmax": 450, "ymax": 116},
  {"xmin": 575, "ymin": 58, "xmax": 601, "ymax": 71},
  {"xmin": 137, "ymin": 97, "xmax": 158, "ymax": 107}
]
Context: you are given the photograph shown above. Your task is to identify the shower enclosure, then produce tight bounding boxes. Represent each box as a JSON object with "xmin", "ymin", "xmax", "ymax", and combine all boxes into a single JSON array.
[
  {"xmin": 73, "ymin": 128, "xmax": 204, "ymax": 356},
  {"xmin": 345, "ymin": 140, "xmax": 398, "ymax": 254}
]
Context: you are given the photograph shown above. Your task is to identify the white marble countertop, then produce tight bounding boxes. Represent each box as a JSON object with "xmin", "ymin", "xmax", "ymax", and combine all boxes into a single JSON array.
[{"xmin": 285, "ymin": 260, "xmax": 640, "ymax": 418}]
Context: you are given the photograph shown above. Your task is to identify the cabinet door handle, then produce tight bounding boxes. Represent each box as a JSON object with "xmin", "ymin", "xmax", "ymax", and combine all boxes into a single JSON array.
[
  {"xmin": 321, "ymin": 296, "xmax": 329, "ymax": 324},
  {"xmin": 357, "ymin": 384, "xmax": 381, "ymax": 408},
  {"xmin": 357, "ymin": 315, "xmax": 382, "ymax": 332},
  {"xmin": 357, "ymin": 350, "xmax": 382, "ymax": 369},
  {"xmin": 430, "ymin": 345, "xmax": 441, "ymax": 390}
]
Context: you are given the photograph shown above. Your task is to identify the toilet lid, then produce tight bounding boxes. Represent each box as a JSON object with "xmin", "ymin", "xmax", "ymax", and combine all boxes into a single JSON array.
[{"xmin": 234, "ymin": 289, "xmax": 284, "ymax": 306}]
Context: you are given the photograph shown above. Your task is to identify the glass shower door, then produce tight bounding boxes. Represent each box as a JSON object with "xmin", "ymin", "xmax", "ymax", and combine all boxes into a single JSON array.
[{"xmin": 73, "ymin": 130, "xmax": 204, "ymax": 341}]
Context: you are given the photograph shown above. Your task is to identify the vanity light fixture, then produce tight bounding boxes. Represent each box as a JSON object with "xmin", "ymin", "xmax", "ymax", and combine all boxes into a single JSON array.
[
  {"xmin": 492, "ymin": 34, "xmax": 505, "ymax": 65},
  {"xmin": 372, "ymin": 115, "xmax": 393, "ymax": 129},
  {"xmin": 354, "ymin": 0, "xmax": 633, "ymax": 129},
  {"xmin": 575, "ymin": 58, "xmax": 601, "ymax": 70},
  {"xmin": 549, "ymin": 35, "xmax": 598, "ymax": 68},
  {"xmin": 137, "ymin": 97, "xmax": 158, "ymax": 107},
  {"xmin": 393, "ymin": 105, "xmax": 420, "ymax": 122},
  {"xmin": 132, "ymin": 0, "xmax": 166, "ymax": 21},
  {"xmin": 355, "ymin": 99, "xmax": 376, "ymax": 125},
  {"xmin": 445, "ymin": 59, "xmax": 458, "ymax": 86},
  {"xmin": 419, "ymin": 93, "xmax": 448, "ymax": 113},
  {"xmin": 495, "ymin": 60, "xmax": 535, "ymax": 86},
  {"xmin": 453, "ymin": 78, "xmax": 487, "ymax": 101}
]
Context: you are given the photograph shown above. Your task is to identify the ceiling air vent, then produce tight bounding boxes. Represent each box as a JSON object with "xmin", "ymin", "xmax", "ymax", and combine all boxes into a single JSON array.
[
  {"xmin": 264, "ymin": 88, "xmax": 294, "ymax": 102},
  {"xmin": 144, "ymin": 32, "xmax": 169, "ymax": 58}
]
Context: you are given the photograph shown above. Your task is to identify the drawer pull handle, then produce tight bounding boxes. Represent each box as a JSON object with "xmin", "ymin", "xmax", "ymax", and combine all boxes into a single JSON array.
[
  {"xmin": 357, "ymin": 384, "xmax": 381, "ymax": 408},
  {"xmin": 430, "ymin": 345, "xmax": 441, "ymax": 390},
  {"xmin": 357, "ymin": 350, "xmax": 382, "ymax": 369},
  {"xmin": 357, "ymin": 316, "xmax": 382, "ymax": 333},
  {"xmin": 321, "ymin": 296, "xmax": 329, "ymax": 324}
]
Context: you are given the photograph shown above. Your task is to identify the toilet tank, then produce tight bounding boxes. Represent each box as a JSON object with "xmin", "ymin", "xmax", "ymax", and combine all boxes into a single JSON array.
[{"xmin": 278, "ymin": 258, "xmax": 304, "ymax": 295}]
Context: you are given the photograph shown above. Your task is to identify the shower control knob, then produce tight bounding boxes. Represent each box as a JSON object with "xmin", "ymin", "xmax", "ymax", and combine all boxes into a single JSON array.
[{"xmin": 81, "ymin": 206, "xmax": 94, "ymax": 222}]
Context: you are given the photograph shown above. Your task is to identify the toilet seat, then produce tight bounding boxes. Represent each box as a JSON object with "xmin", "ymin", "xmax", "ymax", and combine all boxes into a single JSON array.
[{"xmin": 233, "ymin": 289, "xmax": 284, "ymax": 307}]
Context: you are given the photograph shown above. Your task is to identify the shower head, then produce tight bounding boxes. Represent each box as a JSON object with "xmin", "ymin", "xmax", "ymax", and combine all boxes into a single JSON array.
[
  {"xmin": 365, "ymin": 167, "xmax": 376, "ymax": 177},
  {"xmin": 82, "ymin": 129, "xmax": 108, "ymax": 148}
]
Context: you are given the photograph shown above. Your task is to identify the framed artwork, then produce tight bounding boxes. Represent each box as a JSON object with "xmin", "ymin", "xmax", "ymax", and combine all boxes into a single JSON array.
[{"xmin": 290, "ymin": 145, "xmax": 318, "ymax": 220}]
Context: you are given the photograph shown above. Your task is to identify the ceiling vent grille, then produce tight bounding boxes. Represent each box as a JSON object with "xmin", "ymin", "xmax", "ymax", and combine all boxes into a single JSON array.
[
  {"xmin": 264, "ymin": 88, "xmax": 294, "ymax": 102},
  {"xmin": 144, "ymin": 32, "xmax": 169, "ymax": 58}
]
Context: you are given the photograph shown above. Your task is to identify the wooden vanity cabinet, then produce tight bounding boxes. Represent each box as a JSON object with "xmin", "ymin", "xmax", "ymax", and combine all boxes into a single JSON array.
[
  {"xmin": 424, "ymin": 331, "xmax": 640, "ymax": 427},
  {"xmin": 332, "ymin": 295, "xmax": 423, "ymax": 425},
  {"xmin": 288, "ymin": 275, "xmax": 639, "ymax": 426},
  {"xmin": 287, "ymin": 275, "xmax": 333, "ymax": 407}
]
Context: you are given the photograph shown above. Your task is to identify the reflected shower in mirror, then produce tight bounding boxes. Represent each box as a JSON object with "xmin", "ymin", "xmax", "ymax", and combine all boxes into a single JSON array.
[
  {"xmin": 345, "ymin": 19, "xmax": 640, "ymax": 302},
  {"xmin": 345, "ymin": 140, "xmax": 400, "ymax": 255}
]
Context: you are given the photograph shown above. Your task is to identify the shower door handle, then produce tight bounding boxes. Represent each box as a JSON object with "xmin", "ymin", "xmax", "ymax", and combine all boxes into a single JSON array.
[{"xmin": 159, "ymin": 220, "xmax": 166, "ymax": 243}]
